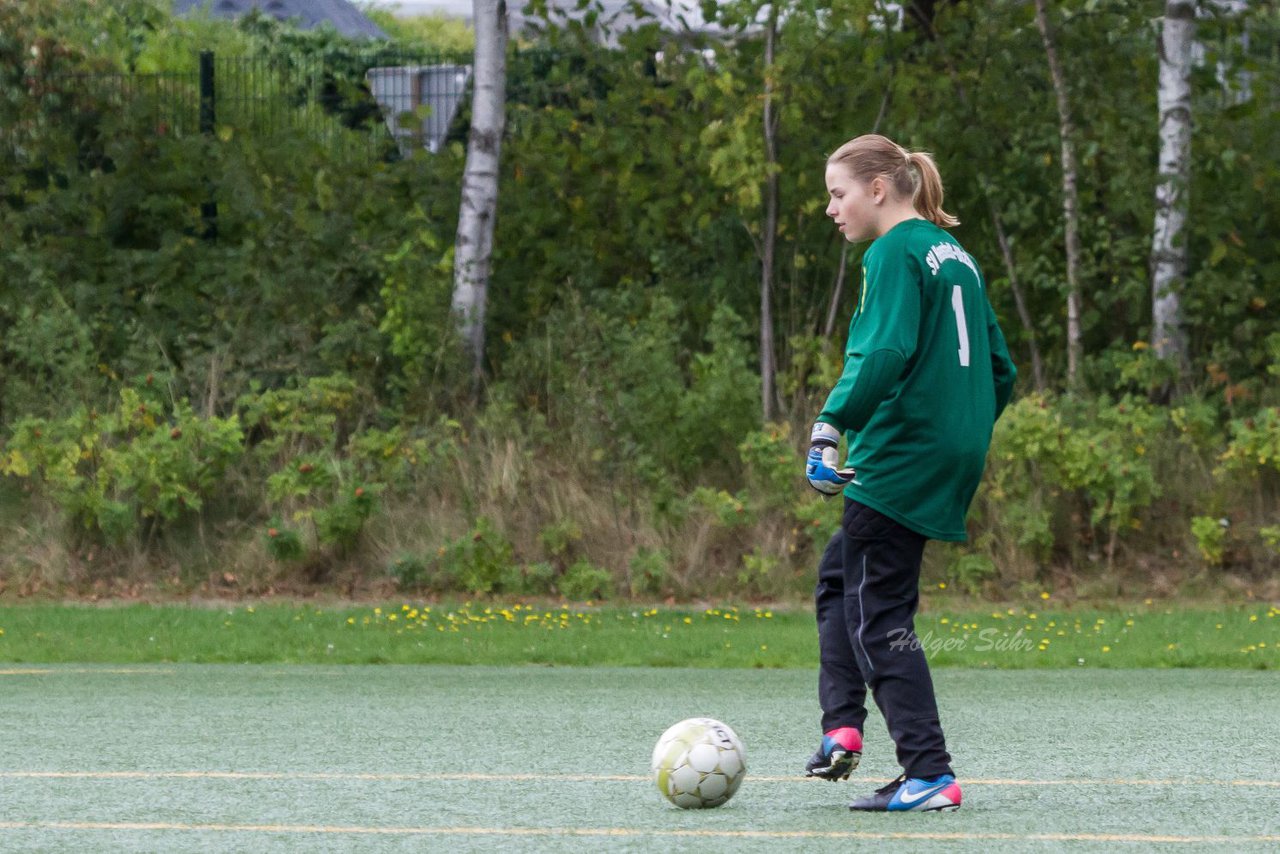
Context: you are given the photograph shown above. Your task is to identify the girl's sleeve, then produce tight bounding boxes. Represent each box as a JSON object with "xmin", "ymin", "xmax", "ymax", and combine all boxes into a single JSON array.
[
  {"xmin": 817, "ymin": 252, "xmax": 920, "ymax": 434},
  {"xmin": 986, "ymin": 298, "xmax": 1018, "ymax": 420}
]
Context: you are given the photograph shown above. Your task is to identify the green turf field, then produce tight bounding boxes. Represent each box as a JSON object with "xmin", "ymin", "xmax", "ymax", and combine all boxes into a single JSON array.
[{"xmin": 1, "ymin": 664, "xmax": 1277, "ymax": 851}]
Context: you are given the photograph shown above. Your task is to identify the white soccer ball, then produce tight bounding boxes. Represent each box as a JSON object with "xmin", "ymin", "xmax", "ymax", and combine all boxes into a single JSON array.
[{"xmin": 651, "ymin": 717, "xmax": 746, "ymax": 809}]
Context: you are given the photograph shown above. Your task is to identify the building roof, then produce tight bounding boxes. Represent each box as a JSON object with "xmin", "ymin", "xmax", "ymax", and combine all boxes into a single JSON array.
[{"xmin": 173, "ymin": 0, "xmax": 389, "ymax": 39}]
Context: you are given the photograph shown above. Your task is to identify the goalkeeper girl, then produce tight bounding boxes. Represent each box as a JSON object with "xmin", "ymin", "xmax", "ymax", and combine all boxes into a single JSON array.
[{"xmin": 802, "ymin": 133, "xmax": 1017, "ymax": 812}]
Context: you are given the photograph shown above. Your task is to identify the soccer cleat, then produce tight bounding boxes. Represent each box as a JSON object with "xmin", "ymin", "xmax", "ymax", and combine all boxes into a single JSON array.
[
  {"xmin": 848, "ymin": 774, "xmax": 962, "ymax": 812},
  {"xmin": 804, "ymin": 727, "xmax": 862, "ymax": 781}
]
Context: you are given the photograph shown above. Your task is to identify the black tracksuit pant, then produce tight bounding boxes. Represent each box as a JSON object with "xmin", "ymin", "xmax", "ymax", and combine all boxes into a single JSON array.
[{"xmin": 815, "ymin": 498, "xmax": 954, "ymax": 780}]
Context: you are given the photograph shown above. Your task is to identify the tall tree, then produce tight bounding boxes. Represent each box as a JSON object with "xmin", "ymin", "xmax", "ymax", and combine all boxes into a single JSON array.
[
  {"xmin": 452, "ymin": 0, "xmax": 508, "ymax": 391},
  {"xmin": 760, "ymin": 2, "xmax": 781, "ymax": 421},
  {"xmin": 1150, "ymin": 0, "xmax": 1196, "ymax": 381},
  {"xmin": 1034, "ymin": 0, "xmax": 1084, "ymax": 391}
]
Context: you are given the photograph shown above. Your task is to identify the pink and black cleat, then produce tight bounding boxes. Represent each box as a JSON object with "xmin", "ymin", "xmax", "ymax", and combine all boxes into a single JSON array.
[{"xmin": 804, "ymin": 727, "xmax": 863, "ymax": 781}]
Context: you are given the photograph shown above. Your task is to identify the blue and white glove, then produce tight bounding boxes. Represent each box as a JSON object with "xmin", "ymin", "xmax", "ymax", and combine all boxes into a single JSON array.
[{"xmin": 806, "ymin": 422, "xmax": 856, "ymax": 495}]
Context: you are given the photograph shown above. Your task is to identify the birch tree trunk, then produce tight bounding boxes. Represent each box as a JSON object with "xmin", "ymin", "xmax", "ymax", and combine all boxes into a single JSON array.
[
  {"xmin": 1034, "ymin": 0, "xmax": 1084, "ymax": 391},
  {"xmin": 452, "ymin": 0, "xmax": 508, "ymax": 391},
  {"xmin": 760, "ymin": 3, "xmax": 780, "ymax": 422},
  {"xmin": 1151, "ymin": 0, "xmax": 1196, "ymax": 378}
]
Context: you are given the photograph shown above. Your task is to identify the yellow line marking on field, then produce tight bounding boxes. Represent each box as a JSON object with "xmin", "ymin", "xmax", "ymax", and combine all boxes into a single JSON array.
[
  {"xmin": 0, "ymin": 821, "xmax": 1276, "ymax": 844},
  {"xmin": 2, "ymin": 771, "xmax": 1278, "ymax": 787}
]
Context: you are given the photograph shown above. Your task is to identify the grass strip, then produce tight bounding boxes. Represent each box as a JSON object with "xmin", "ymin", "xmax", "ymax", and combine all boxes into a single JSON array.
[{"xmin": 0, "ymin": 601, "xmax": 1275, "ymax": 669}]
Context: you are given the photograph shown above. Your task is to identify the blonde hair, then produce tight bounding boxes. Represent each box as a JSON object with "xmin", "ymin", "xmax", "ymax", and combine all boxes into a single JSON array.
[{"xmin": 827, "ymin": 134, "xmax": 959, "ymax": 228}]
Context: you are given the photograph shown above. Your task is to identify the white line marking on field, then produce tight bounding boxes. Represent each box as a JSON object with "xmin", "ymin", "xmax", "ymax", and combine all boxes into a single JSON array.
[
  {"xmin": 1, "ymin": 771, "xmax": 1278, "ymax": 787},
  {"xmin": 0, "ymin": 821, "xmax": 1276, "ymax": 844}
]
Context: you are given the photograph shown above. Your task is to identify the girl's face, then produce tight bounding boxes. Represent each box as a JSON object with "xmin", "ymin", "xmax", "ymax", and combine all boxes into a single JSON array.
[{"xmin": 824, "ymin": 163, "xmax": 881, "ymax": 243}]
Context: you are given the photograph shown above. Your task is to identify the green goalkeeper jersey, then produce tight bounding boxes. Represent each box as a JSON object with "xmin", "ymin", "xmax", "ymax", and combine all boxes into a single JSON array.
[{"xmin": 818, "ymin": 219, "xmax": 1017, "ymax": 541}]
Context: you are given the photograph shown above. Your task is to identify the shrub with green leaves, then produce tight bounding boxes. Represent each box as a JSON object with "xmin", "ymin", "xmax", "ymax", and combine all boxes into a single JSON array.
[
  {"xmin": 1, "ymin": 387, "xmax": 243, "ymax": 545},
  {"xmin": 436, "ymin": 517, "xmax": 515, "ymax": 596},
  {"xmin": 559, "ymin": 559, "xmax": 614, "ymax": 601},
  {"xmin": 1190, "ymin": 516, "xmax": 1228, "ymax": 567},
  {"xmin": 986, "ymin": 393, "xmax": 1164, "ymax": 564}
]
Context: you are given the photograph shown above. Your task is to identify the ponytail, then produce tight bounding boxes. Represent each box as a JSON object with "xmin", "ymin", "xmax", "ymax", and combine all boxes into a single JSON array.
[
  {"xmin": 908, "ymin": 151, "xmax": 959, "ymax": 228},
  {"xmin": 828, "ymin": 135, "xmax": 960, "ymax": 228}
]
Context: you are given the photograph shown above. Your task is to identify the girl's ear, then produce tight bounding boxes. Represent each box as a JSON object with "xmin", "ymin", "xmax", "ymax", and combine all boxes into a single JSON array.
[{"xmin": 869, "ymin": 176, "xmax": 888, "ymax": 205}]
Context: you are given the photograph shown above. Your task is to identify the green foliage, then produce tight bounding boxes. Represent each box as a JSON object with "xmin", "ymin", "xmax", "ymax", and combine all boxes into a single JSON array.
[
  {"xmin": 387, "ymin": 554, "xmax": 428, "ymax": 589},
  {"xmin": 0, "ymin": 1, "xmax": 1278, "ymax": 593},
  {"xmin": 628, "ymin": 547, "xmax": 671, "ymax": 597},
  {"xmin": 988, "ymin": 393, "xmax": 1164, "ymax": 560},
  {"xmin": 1, "ymin": 387, "xmax": 243, "ymax": 545},
  {"xmin": 365, "ymin": 9, "xmax": 474, "ymax": 53},
  {"xmin": 1190, "ymin": 516, "xmax": 1227, "ymax": 567},
  {"xmin": 538, "ymin": 519, "xmax": 583, "ymax": 564},
  {"xmin": 1220, "ymin": 407, "xmax": 1280, "ymax": 476},
  {"xmin": 1261, "ymin": 526, "xmax": 1280, "ymax": 554},
  {"xmin": 265, "ymin": 521, "xmax": 305, "ymax": 562},
  {"xmin": 947, "ymin": 552, "xmax": 998, "ymax": 597},
  {"xmin": 737, "ymin": 548, "xmax": 783, "ymax": 598},
  {"xmin": 559, "ymin": 559, "xmax": 614, "ymax": 601},
  {"xmin": 436, "ymin": 517, "xmax": 515, "ymax": 596}
]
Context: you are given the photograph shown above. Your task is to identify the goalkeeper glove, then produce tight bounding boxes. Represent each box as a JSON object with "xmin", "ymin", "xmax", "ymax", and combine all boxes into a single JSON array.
[{"xmin": 806, "ymin": 422, "xmax": 855, "ymax": 495}]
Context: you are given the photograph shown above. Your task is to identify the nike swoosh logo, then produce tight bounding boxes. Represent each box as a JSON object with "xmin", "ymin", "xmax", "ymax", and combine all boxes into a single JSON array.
[{"xmin": 897, "ymin": 783, "xmax": 946, "ymax": 806}]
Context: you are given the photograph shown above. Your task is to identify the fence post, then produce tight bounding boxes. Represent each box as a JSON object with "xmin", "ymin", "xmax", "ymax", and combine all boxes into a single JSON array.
[{"xmin": 199, "ymin": 50, "xmax": 218, "ymax": 240}]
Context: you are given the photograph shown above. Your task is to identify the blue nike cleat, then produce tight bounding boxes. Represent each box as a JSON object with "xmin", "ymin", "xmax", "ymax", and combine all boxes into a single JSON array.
[
  {"xmin": 804, "ymin": 727, "xmax": 862, "ymax": 781},
  {"xmin": 848, "ymin": 774, "xmax": 962, "ymax": 812}
]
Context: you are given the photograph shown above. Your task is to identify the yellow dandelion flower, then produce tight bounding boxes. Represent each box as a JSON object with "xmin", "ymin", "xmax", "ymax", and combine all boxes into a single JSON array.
[
  {"xmin": 938, "ymin": 582, "xmax": 947, "ymax": 590},
  {"xmin": 1102, "ymin": 646, "xmax": 1111, "ymax": 653},
  {"xmin": 683, "ymin": 617, "xmax": 692, "ymax": 625},
  {"xmin": 940, "ymin": 618, "xmax": 950, "ymax": 625},
  {"xmin": 1039, "ymin": 592, "xmax": 1050, "ymax": 600},
  {"xmin": 1250, "ymin": 615, "xmax": 1259, "ymax": 622},
  {"xmin": 346, "ymin": 618, "xmax": 355, "ymax": 625}
]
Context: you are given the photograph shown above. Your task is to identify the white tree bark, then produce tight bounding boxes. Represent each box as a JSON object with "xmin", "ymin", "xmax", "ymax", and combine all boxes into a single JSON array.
[
  {"xmin": 1151, "ymin": 0, "xmax": 1195, "ymax": 374},
  {"xmin": 452, "ymin": 0, "xmax": 508, "ymax": 388},
  {"xmin": 1034, "ymin": 0, "xmax": 1084, "ymax": 391}
]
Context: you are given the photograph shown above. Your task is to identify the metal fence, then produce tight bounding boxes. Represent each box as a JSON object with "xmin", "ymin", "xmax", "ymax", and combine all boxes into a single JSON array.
[{"xmin": 6, "ymin": 48, "xmax": 476, "ymax": 162}]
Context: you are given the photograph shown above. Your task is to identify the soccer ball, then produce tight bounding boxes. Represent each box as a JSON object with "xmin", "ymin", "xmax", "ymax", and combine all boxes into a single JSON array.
[{"xmin": 651, "ymin": 717, "xmax": 746, "ymax": 809}]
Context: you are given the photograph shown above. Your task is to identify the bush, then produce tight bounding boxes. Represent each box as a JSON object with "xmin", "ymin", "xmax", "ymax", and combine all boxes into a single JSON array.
[
  {"xmin": 436, "ymin": 517, "xmax": 515, "ymax": 596},
  {"xmin": 1, "ymin": 387, "xmax": 243, "ymax": 546},
  {"xmin": 559, "ymin": 559, "xmax": 614, "ymax": 601}
]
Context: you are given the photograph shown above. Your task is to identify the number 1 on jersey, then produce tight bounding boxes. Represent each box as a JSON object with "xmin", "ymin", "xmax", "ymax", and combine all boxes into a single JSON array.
[{"xmin": 951, "ymin": 285, "xmax": 971, "ymax": 367}]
